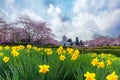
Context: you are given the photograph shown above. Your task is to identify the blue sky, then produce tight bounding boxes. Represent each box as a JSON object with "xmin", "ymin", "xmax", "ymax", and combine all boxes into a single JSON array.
[{"xmin": 0, "ymin": 0, "xmax": 120, "ymax": 41}]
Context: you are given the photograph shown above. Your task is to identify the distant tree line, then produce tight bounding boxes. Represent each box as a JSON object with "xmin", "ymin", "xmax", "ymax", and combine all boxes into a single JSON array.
[
  {"xmin": 0, "ymin": 15, "xmax": 58, "ymax": 45},
  {"xmin": 84, "ymin": 35, "xmax": 120, "ymax": 47}
]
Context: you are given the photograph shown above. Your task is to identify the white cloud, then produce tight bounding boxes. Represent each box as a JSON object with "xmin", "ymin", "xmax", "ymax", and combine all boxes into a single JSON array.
[
  {"xmin": 3, "ymin": 0, "xmax": 19, "ymax": 22},
  {"xmin": 73, "ymin": 0, "xmax": 88, "ymax": 14},
  {"xmin": 0, "ymin": 8, "xmax": 9, "ymax": 18},
  {"xmin": 5, "ymin": 0, "xmax": 14, "ymax": 4},
  {"xmin": 69, "ymin": 0, "xmax": 120, "ymax": 40},
  {"xmin": 73, "ymin": 0, "xmax": 107, "ymax": 14},
  {"xmin": 5, "ymin": 0, "xmax": 17, "ymax": 11},
  {"xmin": 108, "ymin": 0, "xmax": 120, "ymax": 10},
  {"xmin": 47, "ymin": 4, "xmax": 77, "ymax": 41},
  {"xmin": 20, "ymin": 9, "xmax": 43, "ymax": 21},
  {"xmin": 47, "ymin": 4, "xmax": 64, "ymax": 40},
  {"xmin": 95, "ymin": 9, "xmax": 120, "ymax": 31},
  {"xmin": 72, "ymin": 13, "xmax": 99, "ymax": 40},
  {"xmin": 1, "ymin": 0, "xmax": 43, "ymax": 23},
  {"xmin": 48, "ymin": 0, "xmax": 120, "ymax": 41},
  {"xmin": 0, "ymin": 8, "xmax": 18, "ymax": 23},
  {"xmin": 48, "ymin": 4, "xmax": 61, "ymax": 16}
]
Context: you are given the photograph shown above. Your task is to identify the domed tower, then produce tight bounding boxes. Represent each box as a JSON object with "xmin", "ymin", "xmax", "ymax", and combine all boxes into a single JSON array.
[{"xmin": 62, "ymin": 35, "xmax": 67, "ymax": 42}]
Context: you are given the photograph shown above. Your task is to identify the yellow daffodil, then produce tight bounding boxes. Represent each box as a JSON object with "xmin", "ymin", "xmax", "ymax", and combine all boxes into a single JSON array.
[
  {"xmin": 11, "ymin": 46, "xmax": 17, "ymax": 51},
  {"xmin": 37, "ymin": 48, "xmax": 41, "ymax": 51},
  {"xmin": 107, "ymin": 60, "xmax": 112, "ymax": 66},
  {"xmin": 67, "ymin": 48, "xmax": 74, "ymax": 55},
  {"xmin": 74, "ymin": 49, "xmax": 80, "ymax": 56},
  {"xmin": 74, "ymin": 49, "xmax": 79, "ymax": 54},
  {"xmin": 33, "ymin": 46, "xmax": 37, "ymax": 50},
  {"xmin": 18, "ymin": 45, "xmax": 24, "ymax": 50},
  {"xmin": 63, "ymin": 50, "xmax": 66, "ymax": 54},
  {"xmin": 60, "ymin": 55, "xmax": 65, "ymax": 61},
  {"xmin": 4, "ymin": 46, "xmax": 10, "ymax": 50},
  {"xmin": 57, "ymin": 46, "xmax": 63, "ymax": 55},
  {"xmin": 106, "ymin": 71, "xmax": 118, "ymax": 80},
  {"xmin": 11, "ymin": 50, "xmax": 19, "ymax": 57},
  {"xmin": 3, "ymin": 56, "xmax": 9, "ymax": 63},
  {"xmin": 59, "ymin": 46, "xmax": 63, "ymax": 50},
  {"xmin": 84, "ymin": 72, "xmax": 96, "ymax": 80},
  {"xmin": 45, "ymin": 48, "xmax": 52, "ymax": 55},
  {"xmin": 0, "ymin": 46, "xmax": 2, "ymax": 50},
  {"xmin": 98, "ymin": 61, "xmax": 105, "ymax": 68},
  {"xmin": 39, "ymin": 64, "xmax": 50, "ymax": 74},
  {"xmin": 101, "ymin": 53, "xmax": 105, "ymax": 58},
  {"xmin": 71, "ymin": 54, "xmax": 78, "ymax": 60},
  {"xmin": 57, "ymin": 49, "xmax": 62, "ymax": 55},
  {"xmin": 91, "ymin": 58, "xmax": 99, "ymax": 66},
  {"xmin": 27, "ymin": 44, "xmax": 32, "ymax": 49}
]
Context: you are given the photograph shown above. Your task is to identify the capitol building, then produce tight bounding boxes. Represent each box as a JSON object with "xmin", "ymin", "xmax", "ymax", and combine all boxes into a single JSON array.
[{"xmin": 59, "ymin": 35, "xmax": 83, "ymax": 46}]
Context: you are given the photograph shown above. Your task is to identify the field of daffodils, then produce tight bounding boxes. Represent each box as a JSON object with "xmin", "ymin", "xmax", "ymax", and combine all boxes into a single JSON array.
[{"xmin": 0, "ymin": 45, "xmax": 120, "ymax": 80}]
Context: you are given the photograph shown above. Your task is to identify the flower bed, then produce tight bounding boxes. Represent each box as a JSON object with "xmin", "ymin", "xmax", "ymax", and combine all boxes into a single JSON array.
[{"xmin": 0, "ymin": 45, "xmax": 120, "ymax": 80}]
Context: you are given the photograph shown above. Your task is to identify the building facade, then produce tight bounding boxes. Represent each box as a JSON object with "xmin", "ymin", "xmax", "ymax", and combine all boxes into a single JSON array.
[
  {"xmin": 60, "ymin": 35, "xmax": 73, "ymax": 46},
  {"xmin": 60, "ymin": 35, "xmax": 83, "ymax": 46}
]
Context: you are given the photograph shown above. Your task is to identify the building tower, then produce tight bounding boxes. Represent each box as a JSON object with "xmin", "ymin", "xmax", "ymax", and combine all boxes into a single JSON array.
[
  {"xmin": 62, "ymin": 35, "xmax": 67, "ymax": 42},
  {"xmin": 75, "ymin": 37, "xmax": 79, "ymax": 45}
]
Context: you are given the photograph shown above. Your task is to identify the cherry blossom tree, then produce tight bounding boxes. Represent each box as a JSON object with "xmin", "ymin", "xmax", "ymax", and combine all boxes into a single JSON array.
[
  {"xmin": 84, "ymin": 36, "xmax": 115, "ymax": 47},
  {"xmin": 17, "ymin": 15, "xmax": 57, "ymax": 45},
  {"xmin": 0, "ymin": 16, "xmax": 58, "ymax": 45},
  {"xmin": 113, "ymin": 35, "xmax": 120, "ymax": 46},
  {"xmin": 9, "ymin": 27, "xmax": 28, "ymax": 44}
]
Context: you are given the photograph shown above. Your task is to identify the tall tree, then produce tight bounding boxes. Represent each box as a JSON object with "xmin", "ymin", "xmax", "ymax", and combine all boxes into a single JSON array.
[
  {"xmin": 17, "ymin": 15, "xmax": 56, "ymax": 45},
  {"xmin": 0, "ymin": 16, "xmax": 58, "ymax": 45}
]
